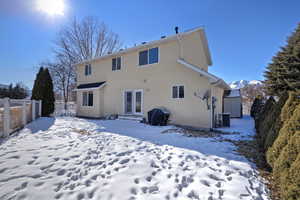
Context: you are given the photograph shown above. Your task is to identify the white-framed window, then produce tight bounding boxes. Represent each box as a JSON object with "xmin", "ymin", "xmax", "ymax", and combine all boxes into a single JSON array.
[
  {"xmin": 139, "ymin": 47, "xmax": 159, "ymax": 66},
  {"xmin": 172, "ymin": 85, "xmax": 184, "ymax": 99},
  {"xmin": 85, "ymin": 64, "xmax": 92, "ymax": 76},
  {"xmin": 112, "ymin": 57, "xmax": 121, "ymax": 71},
  {"xmin": 82, "ymin": 91, "xmax": 93, "ymax": 106}
]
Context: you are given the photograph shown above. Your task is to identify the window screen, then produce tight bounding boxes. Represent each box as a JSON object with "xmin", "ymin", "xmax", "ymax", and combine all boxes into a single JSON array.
[
  {"xmin": 149, "ymin": 47, "xmax": 158, "ymax": 64},
  {"xmin": 112, "ymin": 58, "xmax": 116, "ymax": 71},
  {"xmin": 116, "ymin": 57, "xmax": 121, "ymax": 70},
  {"xmin": 172, "ymin": 86, "xmax": 184, "ymax": 99},
  {"xmin": 172, "ymin": 86, "xmax": 178, "ymax": 98},
  {"xmin": 82, "ymin": 92, "xmax": 87, "ymax": 106},
  {"xmin": 88, "ymin": 92, "xmax": 93, "ymax": 106},
  {"xmin": 112, "ymin": 57, "xmax": 121, "ymax": 71},
  {"xmin": 139, "ymin": 50, "xmax": 148, "ymax": 66},
  {"xmin": 85, "ymin": 64, "xmax": 91, "ymax": 75},
  {"xmin": 179, "ymin": 86, "xmax": 184, "ymax": 98}
]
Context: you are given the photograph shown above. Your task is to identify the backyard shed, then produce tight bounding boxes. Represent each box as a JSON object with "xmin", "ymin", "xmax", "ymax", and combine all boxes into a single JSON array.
[{"xmin": 223, "ymin": 89, "xmax": 242, "ymax": 118}]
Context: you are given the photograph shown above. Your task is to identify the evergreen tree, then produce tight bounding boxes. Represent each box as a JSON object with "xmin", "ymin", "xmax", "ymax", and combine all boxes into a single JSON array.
[
  {"xmin": 250, "ymin": 97, "xmax": 263, "ymax": 118},
  {"xmin": 268, "ymin": 103, "xmax": 300, "ymax": 200},
  {"xmin": 31, "ymin": 67, "xmax": 55, "ymax": 116},
  {"xmin": 41, "ymin": 68, "xmax": 55, "ymax": 116},
  {"xmin": 264, "ymin": 23, "xmax": 300, "ymax": 96},
  {"xmin": 263, "ymin": 93, "xmax": 289, "ymax": 150},
  {"xmin": 255, "ymin": 96, "xmax": 276, "ymax": 148},
  {"xmin": 31, "ymin": 67, "xmax": 44, "ymax": 100}
]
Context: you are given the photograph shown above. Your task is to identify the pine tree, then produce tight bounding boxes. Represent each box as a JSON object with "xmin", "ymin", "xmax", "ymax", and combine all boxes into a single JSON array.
[
  {"xmin": 263, "ymin": 93, "xmax": 289, "ymax": 150},
  {"xmin": 41, "ymin": 68, "xmax": 55, "ymax": 116},
  {"xmin": 267, "ymin": 92, "xmax": 300, "ymax": 167},
  {"xmin": 268, "ymin": 103, "xmax": 300, "ymax": 200},
  {"xmin": 31, "ymin": 67, "xmax": 44, "ymax": 100},
  {"xmin": 250, "ymin": 97, "xmax": 263, "ymax": 118},
  {"xmin": 255, "ymin": 96, "xmax": 276, "ymax": 148},
  {"xmin": 31, "ymin": 67, "xmax": 55, "ymax": 116},
  {"xmin": 264, "ymin": 23, "xmax": 300, "ymax": 96}
]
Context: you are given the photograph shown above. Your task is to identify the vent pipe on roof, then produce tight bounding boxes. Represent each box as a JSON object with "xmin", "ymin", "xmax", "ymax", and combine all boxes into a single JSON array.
[{"xmin": 175, "ymin": 26, "xmax": 179, "ymax": 34}]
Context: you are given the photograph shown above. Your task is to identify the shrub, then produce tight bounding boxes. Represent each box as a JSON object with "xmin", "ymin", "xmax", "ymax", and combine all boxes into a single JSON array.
[
  {"xmin": 267, "ymin": 92, "xmax": 300, "ymax": 167},
  {"xmin": 263, "ymin": 94, "xmax": 289, "ymax": 150},
  {"xmin": 255, "ymin": 97, "xmax": 275, "ymax": 147},
  {"xmin": 268, "ymin": 104, "xmax": 300, "ymax": 200}
]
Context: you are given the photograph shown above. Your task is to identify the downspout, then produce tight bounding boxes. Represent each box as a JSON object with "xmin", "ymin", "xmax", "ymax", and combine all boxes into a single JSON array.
[
  {"xmin": 210, "ymin": 85, "xmax": 214, "ymax": 129},
  {"xmin": 210, "ymin": 79, "xmax": 221, "ymax": 129}
]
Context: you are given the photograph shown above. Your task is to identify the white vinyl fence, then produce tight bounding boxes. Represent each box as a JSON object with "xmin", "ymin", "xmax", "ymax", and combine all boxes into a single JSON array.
[
  {"xmin": 54, "ymin": 101, "xmax": 76, "ymax": 117},
  {"xmin": 0, "ymin": 98, "xmax": 42, "ymax": 137}
]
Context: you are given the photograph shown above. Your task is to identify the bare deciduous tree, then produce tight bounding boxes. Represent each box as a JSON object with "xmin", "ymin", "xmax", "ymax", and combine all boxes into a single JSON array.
[
  {"xmin": 48, "ymin": 16, "xmax": 122, "ymax": 109},
  {"xmin": 241, "ymin": 84, "xmax": 265, "ymax": 114}
]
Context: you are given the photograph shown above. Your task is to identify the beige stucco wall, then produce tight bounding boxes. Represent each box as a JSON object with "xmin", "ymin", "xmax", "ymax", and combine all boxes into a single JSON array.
[
  {"xmin": 76, "ymin": 30, "xmax": 225, "ymax": 128},
  {"xmin": 76, "ymin": 89, "xmax": 103, "ymax": 118}
]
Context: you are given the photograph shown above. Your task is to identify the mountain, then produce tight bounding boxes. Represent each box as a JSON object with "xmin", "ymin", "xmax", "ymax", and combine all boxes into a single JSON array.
[{"xmin": 229, "ymin": 80, "xmax": 262, "ymax": 89}]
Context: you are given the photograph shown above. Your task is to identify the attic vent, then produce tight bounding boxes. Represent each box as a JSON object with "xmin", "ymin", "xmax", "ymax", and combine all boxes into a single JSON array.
[
  {"xmin": 161, "ymin": 36, "xmax": 166, "ymax": 39},
  {"xmin": 142, "ymin": 42, "xmax": 147, "ymax": 44}
]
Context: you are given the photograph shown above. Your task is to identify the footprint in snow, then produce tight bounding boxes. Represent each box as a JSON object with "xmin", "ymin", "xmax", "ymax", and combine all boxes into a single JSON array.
[
  {"xmin": 200, "ymin": 179, "xmax": 210, "ymax": 187},
  {"xmin": 130, "ymin": 188, "xmax": 138, "ymax": 195},
  {"xmin": 119, "ymin": 158, "xmax": 130, "ymax": 165},
  {"xmin": 14, "ymin": 182, "xmax": 28, "ymax": 191},
  {"xmin": 134, "ymin": 178, "xmax": 139, "ymax": 184}
]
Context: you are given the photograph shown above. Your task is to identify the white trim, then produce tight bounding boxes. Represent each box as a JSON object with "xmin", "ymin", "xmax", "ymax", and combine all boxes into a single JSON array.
[
  {"xmin": 134, "ymin": 89, "xmax": 143, "ymax": 115},
  {"xmin": 75, "ymin": 27, "xmax": 204, "ymax": 66},
  {"xmin": 123, "ymin": 89, "xmax": 144, "ymax": 115},
  {"xmin": 171, "ymin": 84, "xmax": 185, "ymax": 99},
  {"xmin": 84, "ymin": 64, "xmax": 92, "ymax": 76},
  {"xmin": 82, "ymin": 91, "xmax": 94, "ymax": 107},
  {"xmin": 74, "ymin": 82, "xmax": 106, "ymax": 91},
  {"xmin": 177, "ymin": 59, "xmax": 230, "ymax": 89},
  {"xmin": 137, "ymin": 47, "xmax": 159, "ymax": 68},
  {"xmin": 112, "ymin": 56, "xmax": 122, "ymax": 71}
]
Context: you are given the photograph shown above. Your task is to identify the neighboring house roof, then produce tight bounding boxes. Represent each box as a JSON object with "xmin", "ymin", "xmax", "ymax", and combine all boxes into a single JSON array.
[
  {"xmin": 75, "ymin": 81, "xmax": 106, "ymax": 91},
  {"xmin": 177, "ymin": 59, "xmax": 230, "ymax": 90},
  {"xmin": 0, "ymin": 84, "xmax": 9, "ymax": 89},
  {"xmin": 76, "ymin": 27, "xmax": 212, "ymax": 66},
  {"xmin": 224, "ymin": 89, "xmax": 241, "ymax": 98}
]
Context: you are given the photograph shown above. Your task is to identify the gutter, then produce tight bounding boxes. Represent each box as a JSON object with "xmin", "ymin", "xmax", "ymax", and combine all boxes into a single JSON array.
[
  {"xmin": 73, "ymin": 83, "xmax": 107, "ymax": 91},
  {"xmin": 177, "ymin": 59, "xmax": 230, "ymax": 90}
]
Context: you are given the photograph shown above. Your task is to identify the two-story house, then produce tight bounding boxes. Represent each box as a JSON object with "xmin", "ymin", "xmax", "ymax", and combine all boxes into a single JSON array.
[{"xmin": 75, "ymin": 27, "xmax": 230, "ymax": 129}]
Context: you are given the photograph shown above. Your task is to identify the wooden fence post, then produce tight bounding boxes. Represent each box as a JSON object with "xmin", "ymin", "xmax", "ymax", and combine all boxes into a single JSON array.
[
  {"xmin": 39, "ymin": 100, "xmax": 42, "ymax": 117},
  {"xmin": 22, "ymin": 101, "xmax": 27, "ymax": 126},
  {"xmin": 3, "ymin": 98, "xmax": 10, "ymax": 137},
  {"xmin": 32, "ymin": 100, "xmax": 36, "ymax": 121}
]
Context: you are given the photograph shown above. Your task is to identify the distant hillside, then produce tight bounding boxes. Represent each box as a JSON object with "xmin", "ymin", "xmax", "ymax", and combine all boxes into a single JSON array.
[{"xmin": 229, "ymin": 80, "xmax": 262, "ymax": 89}]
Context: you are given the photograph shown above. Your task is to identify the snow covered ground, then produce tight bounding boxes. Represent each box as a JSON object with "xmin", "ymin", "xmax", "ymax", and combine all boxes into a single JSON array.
[
  {"xmin": 0, "ymin": 117, "xmax": 269, "ymax": 200},
  {"xmin": 216, "ymin": 115, "xmax": 256, "ymax": 141}
]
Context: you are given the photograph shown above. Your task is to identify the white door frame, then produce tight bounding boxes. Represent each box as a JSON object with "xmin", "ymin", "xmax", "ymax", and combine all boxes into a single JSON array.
[{"xmin": 123, "ymin": 89, "xmax": 143, "ymax": 115}]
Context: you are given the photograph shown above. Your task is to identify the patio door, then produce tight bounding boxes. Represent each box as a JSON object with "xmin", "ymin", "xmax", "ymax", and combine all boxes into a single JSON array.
[{"xmin": 124, "ymin": 90, "xmax": 143, "ymax": 115}]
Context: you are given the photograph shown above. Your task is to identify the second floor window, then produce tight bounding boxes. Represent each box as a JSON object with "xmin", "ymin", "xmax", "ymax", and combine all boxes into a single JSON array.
[
  {"xmin": 85, "ymin": 64, "xmax": 92, "ymax": 76},
  {"xmin": 112, "ymin": 57, "xmax": 121, "ymax": 71},
  {"xmin": 139, "ymin": 47, "xmax": 159, "ymax": 66}
]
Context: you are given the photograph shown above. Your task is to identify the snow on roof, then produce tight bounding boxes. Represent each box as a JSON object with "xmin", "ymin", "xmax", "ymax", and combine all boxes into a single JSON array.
[{"xmin": 224, "ymin": 89, "xmax": 241, "ymax": 98}]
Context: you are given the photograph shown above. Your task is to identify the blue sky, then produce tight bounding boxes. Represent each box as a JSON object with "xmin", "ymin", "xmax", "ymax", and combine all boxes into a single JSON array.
[{"xmin": 0, "ymin": 0, "xmax": 299, "ymax": 89}]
